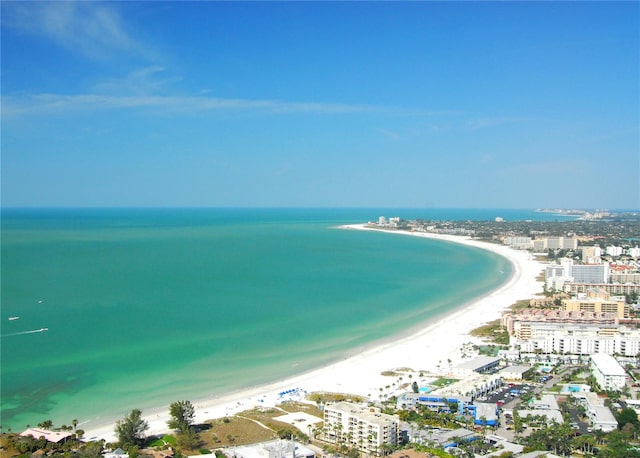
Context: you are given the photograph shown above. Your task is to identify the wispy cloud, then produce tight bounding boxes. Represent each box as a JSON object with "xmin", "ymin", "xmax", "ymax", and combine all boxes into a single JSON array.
[
  {"xmin": 465, "ymin": 116, "xmax": 529, "ymax": 130},
  {"xmin": 2, "ymin": 2, "xmax": 148, "ymax": 61},
  {"xmin": 92, "ymin": 66, "xmax": 181, "ymax": 95},
  {"xmin": 1, "ymin": 92, "xmax": 380, "ymax": 118}
]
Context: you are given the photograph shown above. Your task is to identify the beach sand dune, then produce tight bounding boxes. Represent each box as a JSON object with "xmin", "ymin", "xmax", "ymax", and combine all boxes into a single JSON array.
[{"xmin": 84, "ymin": 225, "xmax": 544, "ymax": 442}]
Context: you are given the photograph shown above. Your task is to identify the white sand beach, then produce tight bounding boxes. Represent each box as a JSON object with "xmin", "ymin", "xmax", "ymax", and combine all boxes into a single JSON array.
[{"xmin": 83, "ymin": 224, "xmax": 545, "ymax": 442}]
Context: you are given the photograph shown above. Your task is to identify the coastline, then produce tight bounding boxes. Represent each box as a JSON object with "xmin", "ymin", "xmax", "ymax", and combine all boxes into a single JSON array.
[{"xmin": 82, "ymin": 224, "xmax": 545, "ymax": 442}]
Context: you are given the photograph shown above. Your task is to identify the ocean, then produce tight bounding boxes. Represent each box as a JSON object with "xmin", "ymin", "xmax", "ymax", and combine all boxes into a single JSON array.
[{"xmin": 1, "ymin": 208, "xmax": 550, "ymax": 432}]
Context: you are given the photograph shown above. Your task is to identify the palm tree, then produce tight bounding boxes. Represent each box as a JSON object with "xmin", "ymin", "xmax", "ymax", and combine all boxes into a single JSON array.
[
  {"xmin": 37, "ymin": 420, "xmax": 53, "ymax": 430},
  {"xmin": 72, "ymin": 419, "xmax": 78, "ymax": 433}
]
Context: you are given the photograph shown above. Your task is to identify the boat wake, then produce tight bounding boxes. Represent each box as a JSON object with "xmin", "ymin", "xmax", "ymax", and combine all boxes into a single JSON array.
[{"xmin": 2, "ymin": 328, "xmax": 49, "ymax": 337}]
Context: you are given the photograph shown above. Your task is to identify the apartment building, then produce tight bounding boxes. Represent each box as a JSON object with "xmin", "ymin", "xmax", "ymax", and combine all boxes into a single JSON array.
[
  {"xmin": 562, "ymin": 290, "xmax": 629, "ymax": 319},
  {"xmin": 572, "ymin": 263, "xmax": 610, "ymax": 284},
  {"xmin": 610, "ymin": 272, "xmax": 640, "ymax": 284},
  {"xmin": 502, "ymin": 309, "xmax": 620, "ymax": 336},
  {"xmin": 590, "ymin": 353, "xmax": 627, "ymax": 392},
  {"xmin": 606, "ymin": 246, "xmax": 623, "ymax": 257},
  {"xmin": 224, "ymin": 440, "xmax": 315, "ymax": 458},
  {"xmin": 503, "ymin": 236, "xmax": 533, "ymax": 250},
  {"xmin": 323, "ymin": 402, "xmax": 399, "ymax": 454},
  {"xmin": 509, "ymin": 318, "xmax": 640, "ymax": 356},
  {"xmin": 534, "ymin": 236, "xmax": 578, "ymax": 251},
  {"xmin": 566, "ymin": 283, "xmax": 640, "ymax": 295},
  {"xmin": 545, "ymin": 259, "xmax": 610, "ymax": 290},
  {"xmin": 572, "ymin": 392, "xmax": 618, "ymax": 432},
  {"xmin": 582, "ymin": 246, "xmax": 602, "ymax": 264}
]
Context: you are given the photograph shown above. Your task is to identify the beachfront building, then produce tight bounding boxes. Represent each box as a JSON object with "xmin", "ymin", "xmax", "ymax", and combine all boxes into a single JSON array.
[
  {"xmin": 510, "ymin": 320, "xmax": 640, "ymax": 356},
  {"xmin": 376, "ymin": 216, "xmax": 400, "ymax": 228},
  {"xmin": 20, "ymin": 428, "xmax": 74, "ymax": 444},
  {"xmin": 545, "ymin": 260, "xmax": 611, "ymax": 291},
  {"xmin": 223, "ymin": 440, "xmax": 315, "ymax": 458},
  {"xmin": 572, "ymin": 263, "xmax": 611, "ymax": 284},
  {"xmin": 503, "ymin": 236, "xmax": 533, "ymax": 250},
  {"xmin": 545, "ymin": 260, "xmax": 572, "ymax": 290},
  {"xmin": 452, "ymin": 356, "xmax": 501, "ymax": 377},
  {"xmin": 562, "ymin": 289, "xmax": 629, "ymax": 319},
  {"xmin": 504, "ymin": 305, "xmax": 640, "ymax": 356},
  {"xmin": 502, "ymin": 308, "xmax": 620, "ymax": 336},
  {"xmin": 566, "ymin": 282, "xmax": 640, "ymax": 295},
  {"xmin": 323, "ymin": 402, "xmax": 399, "ymax": 455},
  {"xmin": 590, "ymin": 353, "xmax": 627, "ymax": 391},
  {"xmin": 534, "ymin": 236, "xmax": 578, "ymax": 251}
]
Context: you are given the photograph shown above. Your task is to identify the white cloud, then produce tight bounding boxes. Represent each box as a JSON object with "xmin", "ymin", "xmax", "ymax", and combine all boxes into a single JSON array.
[
  {"xmin": 3, "ymin": 2, "xmax": 147, "ymax": 61},
  {"xmin": 92, "ymin": 66, "xmax": 181, "ymax": 95},
  {"xmin": 1, "ymin": 92, "xmax": 379, "ymax": 118}
]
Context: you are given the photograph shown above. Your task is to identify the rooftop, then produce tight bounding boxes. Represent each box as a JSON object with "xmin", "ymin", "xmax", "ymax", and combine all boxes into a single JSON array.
[
  {"xmin": 455, "ymin": 356, "xmax": 500, "ymax": 371},
  {"xmin": 20, "ymin": 428, "xmax": 74, "ymax": 443},
  {"xmin": 590, "ymin": 353, "xmax": 627, "ymax": 376}
]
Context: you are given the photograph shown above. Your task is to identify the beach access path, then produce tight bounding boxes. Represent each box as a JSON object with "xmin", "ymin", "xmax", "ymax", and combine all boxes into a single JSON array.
[{"xmin": 83, "ymin": 224, "xmax": 546, "ymax": 442}]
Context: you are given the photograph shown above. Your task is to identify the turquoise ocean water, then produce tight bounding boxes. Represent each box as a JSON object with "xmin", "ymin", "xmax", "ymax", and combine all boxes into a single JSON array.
[{"xmin": 1, "ymin": 208, "xmax": 552, "ymax": 432}]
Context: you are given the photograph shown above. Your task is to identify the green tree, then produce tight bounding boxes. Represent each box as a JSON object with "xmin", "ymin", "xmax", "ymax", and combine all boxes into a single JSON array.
[
  {"xmin": 168, "ymin": 400, "xmax": 195, "ymax": 434},
  {"xmin": 616, "ymin": 407, "xmax": 639, "ymax": 430},
  {"xmin": 115, "ymin": 409, "xmax": 149, "ymax": 449},
  {"xmin": 37, "ymin": 419, "xmax": 53, "ymax": 429},
  {"xmin": 277, "ymin": 428, "xmax": 295, "ymax": 439},
  {"xmin": 600, "ymin": 429, "xmax": 640, "ymax": 458},
  {"xmin": 176, "ymin": 427, "xmax": 201, "ymax": 450},
  {"xmin": 412, "ymin": 381, "xmax": 419, "ymax": 393}
]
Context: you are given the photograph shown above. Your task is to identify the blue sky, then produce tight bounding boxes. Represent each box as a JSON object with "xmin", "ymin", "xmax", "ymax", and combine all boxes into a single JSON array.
[{"xmin": 2, "ymin": 1, "xmax": 638, "ymax": 209}]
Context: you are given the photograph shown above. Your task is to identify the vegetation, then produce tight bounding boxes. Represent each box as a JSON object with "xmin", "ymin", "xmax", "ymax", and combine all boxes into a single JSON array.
[
  {"xmin": 0, "ymin": 433, "xmax": 105, "ymax": 457},
  {"xmin": 307, "ymin": 391, "xmax": 366, "ymax": 404},
  {"xmin": 168, "ymin": 400, "xmax": 196, "ymax": 434},
  {"xmin": 114, "ymin": 408, "xmax": 149, "ymax": 450},
  {"xmin": 430, "ymin": 378, "xmax": 459, "ymax": 388}
]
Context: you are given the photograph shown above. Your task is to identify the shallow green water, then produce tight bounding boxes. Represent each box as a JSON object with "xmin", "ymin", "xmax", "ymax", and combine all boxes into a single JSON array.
[{"xmin": 1, "ymin": 208, "xmax": 513, "ymax": 431}]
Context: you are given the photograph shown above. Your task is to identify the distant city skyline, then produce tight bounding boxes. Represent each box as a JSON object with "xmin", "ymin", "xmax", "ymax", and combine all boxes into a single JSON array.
[{"xmin": 2, "ymin": 2, "xmax": 638, "ymax": 209}]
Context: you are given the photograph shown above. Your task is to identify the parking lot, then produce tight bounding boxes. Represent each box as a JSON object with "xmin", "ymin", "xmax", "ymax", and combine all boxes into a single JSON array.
[{"xmin": 476, "ymin": 382, "xmax": 534, "ymax": 407}]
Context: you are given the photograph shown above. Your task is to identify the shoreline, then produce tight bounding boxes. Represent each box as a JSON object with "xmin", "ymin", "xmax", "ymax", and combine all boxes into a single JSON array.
[{"xmin": 82, "ymin": 224, "xmax": 545, "ymax": 442}]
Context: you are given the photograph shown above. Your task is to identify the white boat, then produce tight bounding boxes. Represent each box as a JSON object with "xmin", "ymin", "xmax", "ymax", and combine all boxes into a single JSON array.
[{"xmin": 8, "ymin": 316, "xmax": 20, "ymax": 321}]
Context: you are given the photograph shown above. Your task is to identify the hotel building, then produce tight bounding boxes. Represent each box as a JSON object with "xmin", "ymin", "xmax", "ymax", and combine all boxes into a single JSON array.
[
  {"xmin": 503, "ymin": 236, "xmax": 533, "ymax": 250},
  {"xmin": 545, "ymin": 259, "xmax": 610, "ymax": 290},
  {"xmin": 323, "ymin": 402, "xmax": 399, "ymax": 454},
  {"xmin": 505, "ymin": 308, "xmax": 640, "ymax": 356},
  {"xmin": 566, "ymin": 282, "xmax": 640, "ymax": 295},
  {"xmin": 562, "ymin": 290, "xmax": 629, "ymax": 319},
  {"xmin": 533, "ymin": 236, "xmax": 578, "ymax": 251}
]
